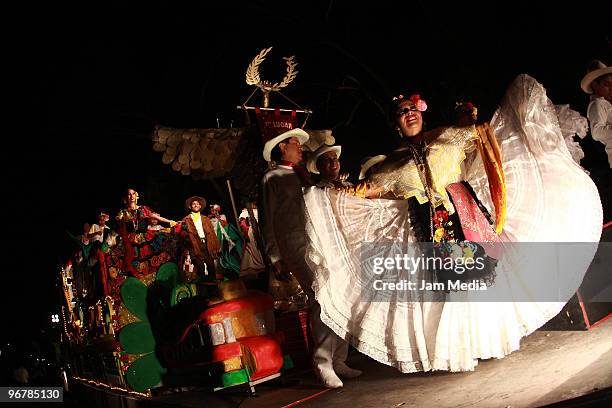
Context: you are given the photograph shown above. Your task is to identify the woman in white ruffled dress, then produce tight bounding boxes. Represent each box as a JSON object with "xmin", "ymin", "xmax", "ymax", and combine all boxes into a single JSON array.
[{"xmin": 302, "ymin": 74, "xmax": 603, "ymax": 372}]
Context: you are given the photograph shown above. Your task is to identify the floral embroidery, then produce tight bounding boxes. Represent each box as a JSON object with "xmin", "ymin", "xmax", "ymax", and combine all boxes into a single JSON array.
[
  {"xmin": 370, "ymin": 126, "xmax": 478, "ymax": 211},
  {"xmin": 432, "ymin": 209, "xmax": 455, "ymax": 243},
  {"xmin": 150, "ymin": 255, "xmax": 161, "ymax": 268}
]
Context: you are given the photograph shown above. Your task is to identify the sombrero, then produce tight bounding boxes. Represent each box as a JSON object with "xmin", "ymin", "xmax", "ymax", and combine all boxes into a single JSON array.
[
  {"xmin": 185, "ymin": 196, "xmax": 206, "ymax": 211},
  {"xmin": 97, "ymin": 212, "xmax": 110, "ymax": 222}
]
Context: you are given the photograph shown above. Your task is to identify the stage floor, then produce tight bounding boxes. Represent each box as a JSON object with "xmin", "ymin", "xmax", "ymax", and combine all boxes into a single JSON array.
[{"xmin": 145, "ymin": 317, "xmax": 612, "ymax": 408}]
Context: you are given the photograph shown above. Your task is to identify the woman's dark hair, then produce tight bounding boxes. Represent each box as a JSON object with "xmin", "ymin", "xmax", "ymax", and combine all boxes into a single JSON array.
[
  {"xmin": 388, "ymin": 95, "xmax": 405, "ymax": 123},
  {"xmin": 122, "ymin": 187, "xmax": 140, "ymax": 205}
]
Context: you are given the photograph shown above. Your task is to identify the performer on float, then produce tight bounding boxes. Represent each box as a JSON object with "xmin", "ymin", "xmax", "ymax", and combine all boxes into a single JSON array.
[
  {"xmin": 88, "ymin": 212, "xmax": 110, "ymax": 245},
  {"xmin": 147, "ymin": 218, "xmax": 165, "ymax": 232},
  {"xmin": 115, "ymin": 188, "xmax": 177, "ymax": 278},
  {"xmin": 180, "ymin": 196, "xmax": 221, "ymax": 291},
  {"xmin": 306, "ymin": 144, "xmax": 353, "ymax": 188},
  {"xmin": 68, "ymin": 222, "xmax": 96, "ymax": 304},
  {"xmin": 238, "ymin": 204, "xmax": 266, "ymax": 276},
  {"xmin": 260, "ymin": 127, "xmax": 362, "ymax": 388},
  {"xmin": 581, "ymin": 59, "xmax": 612, "ymax": 220},
  {"xmin": 238, "ymin": 208, "xmax": 250, "ymax": 238},
  {"xmin": 116, "ymin": 189, "xmax": 177, "ymax": 233},
  {"xmin": 208, "ymin": 203, "xmax": 243, "ymax": 279},
  {"xmin": 86, "ymin": 212, "xmax": 116, "ymax": 297},
  {"xmin": 209, "ymin": 204, "xmax": 228, "ymax": 225},
  {"xmin": 453, "ymin": 101, "xmax": 478, "ymax": 126},
  {"xmin": 301, "ymin": 75, "xmax": 602, "ymax": 373},
  {"xmin": 358, "ymin": 155, "xmax": 386, "ymax": 181},
  {"xmin": 581, "ymin": 59, "xmax": 612, "ymax": 168},
  {"xmin": 88, "ymin": 212, "xmax": 119, "ymax": 248},
  {"xmin": 78, "ymin": 223, "xmax": 91, "ymax": 249}
]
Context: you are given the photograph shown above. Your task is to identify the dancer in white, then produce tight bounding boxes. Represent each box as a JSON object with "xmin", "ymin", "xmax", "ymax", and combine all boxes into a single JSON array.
[{"xmin": 302, "ymin": 75, "xmax": 602, "ymax": 372}]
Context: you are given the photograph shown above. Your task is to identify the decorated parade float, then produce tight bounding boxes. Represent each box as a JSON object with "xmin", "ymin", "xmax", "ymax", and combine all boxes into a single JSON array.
[{"xmin": 59, "ymin": 48, "xmax": 333, "ymax": 398}]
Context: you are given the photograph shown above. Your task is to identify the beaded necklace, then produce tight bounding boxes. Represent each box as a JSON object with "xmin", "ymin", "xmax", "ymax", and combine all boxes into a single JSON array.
[
  {"xmin": 126, "ymin": 206, "xmax": 140, "ymax": 231},
  {"xmin": 407, "ymin": 139, "xmax": 454, "ymax": 244}
]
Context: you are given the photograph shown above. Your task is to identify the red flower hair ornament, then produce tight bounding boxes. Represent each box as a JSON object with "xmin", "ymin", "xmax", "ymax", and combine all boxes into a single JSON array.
[{"xmin": 393, "ymin": 94, "xmax": 428, "ymax": 112}]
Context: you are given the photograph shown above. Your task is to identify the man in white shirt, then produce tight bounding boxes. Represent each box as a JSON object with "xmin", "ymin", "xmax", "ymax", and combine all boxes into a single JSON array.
[
  {"xmin": 581, "ymin": 60, "xmax": 612, "ymax": 168},
  {"xmin": 89, "ymin": 212, "xmax": 120, "ymax": 249},
  {"xmin": 261, "ymin": 128, "xmax": 362, "ymax": 388}
]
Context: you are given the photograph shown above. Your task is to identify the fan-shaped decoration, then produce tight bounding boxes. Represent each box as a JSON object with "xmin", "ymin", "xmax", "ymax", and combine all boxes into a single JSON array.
[
  {"xmin": 152, "ymin": 126, "xmax": 250, "ymax": 180},
  {"xmin": 171, "ymin": 160, "xmax": 182, "ymax": 172},
  {"xmin": 152, "ymin": 125, "xmax": 332, "ymax": 201}
]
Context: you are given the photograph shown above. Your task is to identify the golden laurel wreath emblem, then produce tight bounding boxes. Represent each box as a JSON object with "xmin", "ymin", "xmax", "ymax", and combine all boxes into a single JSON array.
[{"xmin": 245, "ymin": 47, "xmax": 298, "ymax": 93}]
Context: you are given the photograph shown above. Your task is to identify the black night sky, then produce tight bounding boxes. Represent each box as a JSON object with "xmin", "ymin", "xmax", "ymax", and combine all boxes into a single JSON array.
[{"xmin": 5, "ymin": 2, "xmax": 610, "ymax": 344}]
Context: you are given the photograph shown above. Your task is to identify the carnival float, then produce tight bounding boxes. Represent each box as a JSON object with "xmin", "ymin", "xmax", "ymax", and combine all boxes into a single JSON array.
[{"xmin": 59, "ymin": 47, "xmax": 333, "ymax": 396}]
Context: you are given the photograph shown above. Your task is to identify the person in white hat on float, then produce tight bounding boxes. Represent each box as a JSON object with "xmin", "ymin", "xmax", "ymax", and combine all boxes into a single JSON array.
[
  {"xmin": 358, "ymin": 154, "xmax": 387, "ymax": 181},
  {"xmin": 307, "ymin": 144, "xmax": 352, "ymax": 188},
  {"xmin": 260, "ymin": 128, "xmax": 362, "ymax": 388},
  {"xmin": 581, "ymin": 59, "xmax": 612, "ymax": 168}
]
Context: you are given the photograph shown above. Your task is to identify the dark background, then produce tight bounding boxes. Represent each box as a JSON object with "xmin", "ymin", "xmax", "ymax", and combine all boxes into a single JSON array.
[{"xmin": 4, "ymin": 1, "xmax": 610, "ymax": 348}]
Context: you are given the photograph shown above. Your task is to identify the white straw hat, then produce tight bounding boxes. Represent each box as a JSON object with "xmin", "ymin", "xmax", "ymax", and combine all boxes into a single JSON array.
[
  {"xmin": 306, "ymin": 145, "xmax": 342, "ymax": 174},
  {"xmin": 262, "ymin": 128, "xmax": 309, "ymax": 162},
  {"xmin": 359, "ymin": 155, "xmax": 386, "ymax": 180},
  {"xmin": 580, "ymin": 60, "xmax": 612, "ymax": 94}
]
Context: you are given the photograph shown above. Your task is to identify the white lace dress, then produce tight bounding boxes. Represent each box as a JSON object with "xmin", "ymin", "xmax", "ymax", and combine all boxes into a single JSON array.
[{"xmin": 302, "ymin": 75, "xmax": 603, "ymax": 372}]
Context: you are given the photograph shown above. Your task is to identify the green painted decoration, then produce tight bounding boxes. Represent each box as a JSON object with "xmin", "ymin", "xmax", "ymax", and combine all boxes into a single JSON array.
[
  {"xmin": 120, "ymin": 277, "xmax": 149, "ymax": 321},
  {"xmin": 125, "ymin": 352, "xmax": 167, "ymax": 392},
  {"xmin": 119, "ymin": 321, "xmax": 156, "ymax": 355},
  {"xmin": 221, "ymin": 369, "xmax": 250, "ymax": 388},
  {"xmin": 156, "ymin": 262, "xmax": 179, "ymax": 288}
]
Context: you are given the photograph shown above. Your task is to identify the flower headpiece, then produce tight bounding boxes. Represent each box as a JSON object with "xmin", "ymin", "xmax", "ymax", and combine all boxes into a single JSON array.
[
  {"xmin": 455, "ymin": 101, "xmax": 478, "ymax": 118},
  {"xmin": 393, "ymin": 94, "xmax": 428, "ymax": 112}
]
